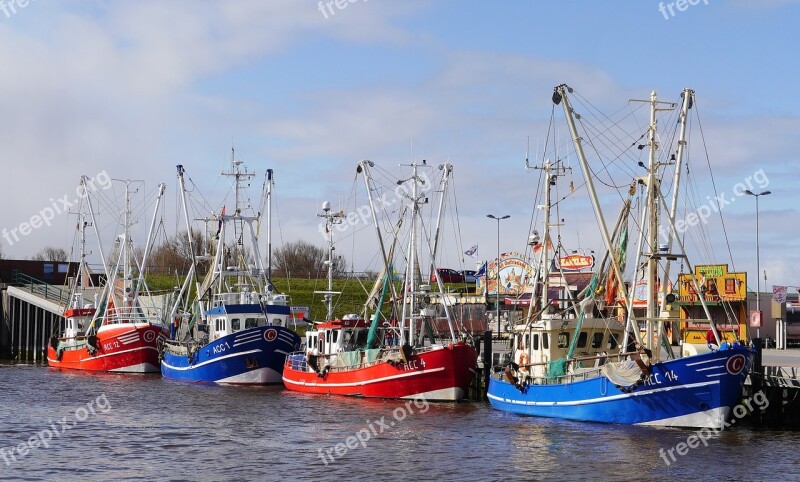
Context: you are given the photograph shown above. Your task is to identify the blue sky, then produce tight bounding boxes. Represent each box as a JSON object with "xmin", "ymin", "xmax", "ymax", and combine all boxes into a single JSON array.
[{"xmin": 0, "ymin": 0, "xmax": 798, "ymax": 291}]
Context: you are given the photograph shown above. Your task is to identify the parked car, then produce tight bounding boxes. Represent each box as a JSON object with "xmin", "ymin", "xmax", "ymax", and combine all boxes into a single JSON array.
[
  {"xmin": 430, "ymin": 268, "xmax": 464, "ymax": 283},
  {"xmin": 460, "ymin": 270, "xmax": 477, "ymax": 283}
]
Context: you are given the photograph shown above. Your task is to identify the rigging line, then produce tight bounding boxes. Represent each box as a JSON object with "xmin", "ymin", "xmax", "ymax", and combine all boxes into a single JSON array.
[
  {"xmin": 576, "ymin": 116, "xmax": 633, "ymax": 196},
  {"xmin": 573, "ymin": 110, "xmax": 643, "ymax": 175},
  {"xmin": 571, "ymin": 92, "xmax": 648, "ymax": 175},
  {"xmin": 349, "ymin": 173, "xmax": 359, "ymax": 277},
  {"xmin": 577, "ymin": 122, "xmax": 641, "ymax": 182},
  {"xmin": 681, "ymin": 153, "xmax": 716, "ymax": 264},
  {"xmin": 659, "ymin": 112, "xmax": 682, "ymax": 197},
  {"xmin": 524, "ymin": 106, "xmax": 553, "ymax": 262},
  {"xmin": 567, "ymin": 95, "xmax": 645, "ymax": 183},
  {"xmin": 271, "ymin": 188, "xmax": 291, "ymax": 292},
  {"xmin": 571, "ymin": 113, "xmax": 641, "ymax": 178},
  {"xmin": 694, "ymin": 100, "xmax": 737, "ymax": 272},
  {"xmin": 574, "ymin": 89, "xmax": 647, "ymax": 136},
  {"xmin": 450, "ymin": 172, "xmax": 467, "ymax": 269}
]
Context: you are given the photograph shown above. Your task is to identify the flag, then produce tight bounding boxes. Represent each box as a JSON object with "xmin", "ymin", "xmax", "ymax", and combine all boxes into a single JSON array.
[
  {"xmin": 773, "ymin": 285, "xmax": 788, "ymax": 304},
  {"xmin": 475, "ymin": 262, "xmax": 487, "ymax": 278},
  {"xmin": 464, "ymin": 244, "xmax": 478, "ymax": 259},
  {"xmin": 532, "ymin": 240, "xmax": 553, "ymax": 253}
]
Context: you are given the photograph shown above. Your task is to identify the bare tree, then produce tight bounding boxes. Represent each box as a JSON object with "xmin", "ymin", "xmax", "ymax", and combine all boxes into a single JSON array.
[
  {"xmin": 0, "ymin": 244, "xmax": 5, "ymax": 260},
  {"xmin": 147, "ymin": 230, "xmax": 207, "ymax": 275},
  {"xmin": 32, "ymin": 246, "xmax": 68, "ymax": 262},
  {"xmin": 273, "ymin": 240, "xmax": 346, "ymax": 278}
]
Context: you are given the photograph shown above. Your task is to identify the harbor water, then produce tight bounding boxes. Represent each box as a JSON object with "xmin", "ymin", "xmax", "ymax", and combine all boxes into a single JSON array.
[{"xmin": 1, "ymin": 363, "xmax": 798, "ymax": 481}]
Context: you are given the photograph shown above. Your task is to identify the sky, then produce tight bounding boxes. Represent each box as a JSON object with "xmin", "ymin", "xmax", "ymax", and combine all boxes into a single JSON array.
[{"xmin": 0, "ymin": 0, "xmax": 798, "ymax": 292}]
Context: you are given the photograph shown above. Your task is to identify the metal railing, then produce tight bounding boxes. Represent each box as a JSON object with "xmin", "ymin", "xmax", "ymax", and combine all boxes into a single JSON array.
[{"xmin": 12, "ymin": 272, "xmax": 73, "ymax": 306}]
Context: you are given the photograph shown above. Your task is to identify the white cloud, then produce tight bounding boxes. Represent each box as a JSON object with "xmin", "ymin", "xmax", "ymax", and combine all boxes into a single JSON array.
[{"xmin": 0, "ymin": 2, "xmax": 798, "ymax": 287}]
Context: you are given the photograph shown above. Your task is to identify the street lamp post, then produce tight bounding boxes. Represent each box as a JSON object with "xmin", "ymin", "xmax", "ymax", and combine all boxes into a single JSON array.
[
  {"xmin": 745, "ymin": 189, "xmax": 771, "ymax": 339},
  {"xmin": 487, "ymin": 214, "xmax": 510, "ymax": 339}
]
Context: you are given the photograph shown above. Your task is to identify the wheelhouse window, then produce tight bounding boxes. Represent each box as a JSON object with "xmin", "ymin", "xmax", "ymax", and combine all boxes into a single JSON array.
[
  {"xmin": 245, "ymin": 318, "xmax": 258, "ymax": 329},
  {"xmin": 231, "ymin": 318, "xmax": 241, "ymax": 331},
  {"xmin": 577, "ymin": 332, "xmax": 588, "ymax": 348},
  {"xmin": 532, "ymin": 334, "xmax": 539, "ymax": 351},
  {"xmin": 591, "ymin": 332, "xmax": 604, "ymax": 349},
  {"xmin": 607, "ymin": 333, "xmax": 618, "ymax": 350},
  {"xmin": 542, "ymin": 333, "xmax": 549, "ymax": 350},
  {"xmin": 557, "ymin": 332, "xmax": 570, "ymax": 349}
]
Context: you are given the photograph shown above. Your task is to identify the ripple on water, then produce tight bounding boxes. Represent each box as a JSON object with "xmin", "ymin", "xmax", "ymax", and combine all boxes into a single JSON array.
[{"xmin": 1, "ymin": 365, "xmax": 798, "ymax": 481}]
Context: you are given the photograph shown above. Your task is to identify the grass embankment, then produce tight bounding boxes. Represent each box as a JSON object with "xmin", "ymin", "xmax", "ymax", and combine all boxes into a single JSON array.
[
  {"xmin": 145, "ymin": 274, "xmax": 475, "ymax": 322},
  {"xmin": 145, "ymin": 274, "xmax": 376, "ymax": 321}
]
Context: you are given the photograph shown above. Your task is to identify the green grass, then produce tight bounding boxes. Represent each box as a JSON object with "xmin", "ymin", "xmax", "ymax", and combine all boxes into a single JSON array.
[
  {"xmin": 144, "ymin": 274, "xmax": 477, "ymax": 322},
  {"xmin": 143, "ymin": 274, "xmax": 375, "ymax": 321}
]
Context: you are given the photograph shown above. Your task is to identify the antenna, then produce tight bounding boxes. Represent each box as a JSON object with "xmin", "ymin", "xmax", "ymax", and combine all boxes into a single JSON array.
[{"xmin": 525, "ymin": 136, "xmax": 530, "ymax": 169}]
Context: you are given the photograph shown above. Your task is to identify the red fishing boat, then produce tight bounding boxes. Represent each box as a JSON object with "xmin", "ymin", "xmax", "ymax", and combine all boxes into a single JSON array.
[
  {"xmin": 47, "ymin": 297, "xmax": 167, "ymax": 373},
  {"xmin": 282, "ymin": 161, "xmax": 478, "ymax": 400},
  {"xmin": 47, "ymin": 178, "xmax": 167, "ymax": 373},
  {"xmin": 284, "ymin": 317, "xmax": 477, "ymax": 400}
]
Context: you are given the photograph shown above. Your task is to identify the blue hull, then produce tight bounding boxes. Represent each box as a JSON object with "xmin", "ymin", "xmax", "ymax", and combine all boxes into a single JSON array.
[
  {"xmin": 488, "ymin": 344, "xmax": 753, "ymax": 428},
  {"xmin": 161, "ymin": 326, "xmax": 300, "ymax": 384}
]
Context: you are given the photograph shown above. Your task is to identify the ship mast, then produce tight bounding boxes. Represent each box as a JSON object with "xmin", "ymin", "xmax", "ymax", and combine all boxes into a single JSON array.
[
  {"xmin": 266, "ymin": 169, "xmax": 274, "ymax": 280},
  {"xmin": 316, "ymin": 202, "xmax": 344, "ymax": 320},
  {"xmin": 541, "ymin": 160, "xmax": 551, "ymax": 312},
  {"xmin": 218, "ymin": 147, "xmax": 255, "ymax": 292},
  {"xmin": 398, "ymin": 160, "xmax": 428, "ymax": 345},
  {"xmin": 427, "ymin": 163, "xmax": 458, "ymax": 343},
  {"xmin": 645, "ymin": 91, "xmax": 661, "ymax": 352},
  {"xmin": 553, "ymin": 84, "xmax": 636, "ymax": 343},
  {"xmin": 657, "ymin": 88, "xmax": 693, "ymax": 358},
  {"xmin": 358, "ymin": 160, "xmax": 402, "ymax": 334},
  {"xmin": 220, "ymin": 148, "xmax": 256, "ymax": 278},
  {"xmin": 76, "ymin": 213, "xmax": 91, "ymax": 290},
  {"xmin": 628, "ymin": 91, "xmax": 675, "ymax": 351},
  {"xmin": 123, "ymin": 181, "xmax": 134, "ymax": 305}
]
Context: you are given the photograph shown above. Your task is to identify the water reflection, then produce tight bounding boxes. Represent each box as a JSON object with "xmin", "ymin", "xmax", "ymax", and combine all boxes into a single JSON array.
[{"xmin": 1, "ymin": 365, "xmax": 798, "ymax": 481}]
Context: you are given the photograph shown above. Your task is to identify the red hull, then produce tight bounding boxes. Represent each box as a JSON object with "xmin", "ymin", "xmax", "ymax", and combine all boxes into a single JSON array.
[
  {"xmin": 282, "ymin": 342, "xmax": 478, "ymax": 400},
  {"xmin": 47, "ymin": 324, "xmax": 166, "ymax": 373}
]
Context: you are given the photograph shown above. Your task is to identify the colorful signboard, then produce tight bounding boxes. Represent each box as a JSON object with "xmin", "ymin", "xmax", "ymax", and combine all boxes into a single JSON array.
[
  {"xmin": 558, "ymin": 254, "xmax": 595, "ymax": 271},
  {"xmin": 630, "ymin": 279, "xmax": 672, "ymax": 307},
  {"xmin": 677, "ymin": 264, "xmax": 747, "ymax": 303},
  {"xmin": 478, "ymin": 252, "xmax": 536, "ymax": 296}
]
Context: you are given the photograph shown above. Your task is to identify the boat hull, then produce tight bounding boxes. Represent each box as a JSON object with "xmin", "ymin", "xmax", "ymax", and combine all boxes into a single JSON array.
[
  {"xmin": 282, "ymin": 342, "xmax": 478, "ymax": 401},
  {"xmin": 47, "ymin": 324, "xmax": 167, "ymax": 373},
  {"xmin": 487, "ymin": 343, "xmax": 753, "ymax": 428},
  {"xmin": 161, "ymin": 326, "xmax": 300, "ymax": 385}
]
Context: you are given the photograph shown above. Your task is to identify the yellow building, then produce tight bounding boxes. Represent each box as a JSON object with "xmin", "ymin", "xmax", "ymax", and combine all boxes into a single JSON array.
[{"xmin": 677, "ymin": 264, "xmax": 748, "ymax": 344}]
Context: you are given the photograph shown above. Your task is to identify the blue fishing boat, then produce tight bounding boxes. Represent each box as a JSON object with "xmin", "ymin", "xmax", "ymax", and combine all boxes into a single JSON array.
[
  {"xmin": 487, "ymin": 85, "xmax": 754, "ymax": 429},
  {"xmin": 161, "ymin": 160, "xmax": 300, "ymax": 384}
]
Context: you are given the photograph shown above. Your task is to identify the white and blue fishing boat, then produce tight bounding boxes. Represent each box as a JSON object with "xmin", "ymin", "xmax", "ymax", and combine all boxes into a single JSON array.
[
  {"xmin": 487, "ymin": 85, "xmax": 753, "ymax": 428},
  {"xmin": 161, "ymin": 159, "xmax": 300, "ymax": 384}
]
